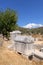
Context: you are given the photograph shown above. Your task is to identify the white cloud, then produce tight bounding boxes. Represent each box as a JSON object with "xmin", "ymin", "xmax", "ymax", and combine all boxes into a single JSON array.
[{"xmin": 23, "ymin": 23, "xmax": 43, "ymax": 29}]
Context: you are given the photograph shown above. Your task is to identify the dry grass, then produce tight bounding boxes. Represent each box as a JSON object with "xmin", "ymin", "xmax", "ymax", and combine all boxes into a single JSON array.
[
  {"xmin": 0, "ymin": 47, "xmax": 30, "ymax": 65},
  {"xmin": 34, "ymin": 41, "xmax": 43, "ymax": 45},
  {"xmin": 0, "ymin": 47, "xmax": 43, "ymax": 65}
]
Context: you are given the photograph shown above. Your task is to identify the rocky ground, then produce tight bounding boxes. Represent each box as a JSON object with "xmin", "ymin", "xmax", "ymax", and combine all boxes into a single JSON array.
[{"xmin": 0, "ymin": 38, "xmax": 43, "ymax": 65}]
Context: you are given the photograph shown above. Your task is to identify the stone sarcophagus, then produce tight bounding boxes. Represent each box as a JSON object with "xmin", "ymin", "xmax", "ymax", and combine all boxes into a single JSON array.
[
  {"xmin": 14, "ymin": 41, "xmax": 34, "ymax": 56},
  {"xmin": 9, "ymin": 33, "xmax": 34, "ymax": 56},
  {"xmin": 9, "ymin": 31, "xmax": 43, "ymax": 60}
]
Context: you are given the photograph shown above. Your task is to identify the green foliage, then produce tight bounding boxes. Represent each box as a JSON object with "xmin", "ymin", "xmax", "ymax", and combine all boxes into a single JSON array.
[
  {"xmin": 17, "ymin": 27, "xmax": 30, "ymax": 35},
  {"xmin": 30, "ymin": 27, "xmax": 43, "ymax": 34},
  {"xmin": 0, "ymin": 8, "xmax": 18, "ymax": 39}
]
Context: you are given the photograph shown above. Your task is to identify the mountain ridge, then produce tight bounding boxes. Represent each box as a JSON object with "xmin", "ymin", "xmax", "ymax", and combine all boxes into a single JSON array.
[{"xmin": 23, "ymin": 23, "xmax": 43, "ymax": 29}]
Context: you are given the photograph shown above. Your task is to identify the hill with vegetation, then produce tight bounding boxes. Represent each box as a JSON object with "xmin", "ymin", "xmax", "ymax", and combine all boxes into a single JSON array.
[
  {"xmin": 30, "ymin": 27, "xmax": 43, "ymax": 34},
  {"xmin": 17, "ymin": 27, "xmax": 43, "ymax": 35}
]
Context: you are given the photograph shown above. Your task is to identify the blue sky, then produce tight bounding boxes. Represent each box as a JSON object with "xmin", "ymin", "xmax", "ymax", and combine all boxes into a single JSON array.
[{"xmin": 0, "ymin": 0, "xmax": 43, "ymax": 26}]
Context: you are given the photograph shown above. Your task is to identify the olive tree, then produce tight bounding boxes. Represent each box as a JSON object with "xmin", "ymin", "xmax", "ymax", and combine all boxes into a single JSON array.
[{"xmin": 0, "ymin": 8, "xmax": 18, "ymax": 39}]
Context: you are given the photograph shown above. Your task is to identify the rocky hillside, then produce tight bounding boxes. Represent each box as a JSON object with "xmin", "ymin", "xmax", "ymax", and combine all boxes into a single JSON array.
[{"xmin": 18, "ymin": 27, "xmax": 43, "ymax": 35}]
